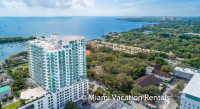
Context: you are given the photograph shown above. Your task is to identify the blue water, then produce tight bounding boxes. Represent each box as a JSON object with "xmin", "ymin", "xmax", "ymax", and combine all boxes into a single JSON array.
[{"xmin": 0, "ymin": 17, "xmax": 153, "ymax": 61}]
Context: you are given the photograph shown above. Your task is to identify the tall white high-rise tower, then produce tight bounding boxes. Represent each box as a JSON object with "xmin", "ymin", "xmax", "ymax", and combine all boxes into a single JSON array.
[
  {"xmin": 28, "ymin": 34, "xmax": 87, "ymax": 92},
  {"xmin": 18, "ymin": 35, "xmax": 88, "ymax": 109}
]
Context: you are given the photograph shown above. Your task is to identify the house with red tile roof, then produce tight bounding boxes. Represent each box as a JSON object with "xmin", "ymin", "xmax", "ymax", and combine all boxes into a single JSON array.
[{"xmin": 134, "ymin": 74, "xmax": 161, "ymax": 88}]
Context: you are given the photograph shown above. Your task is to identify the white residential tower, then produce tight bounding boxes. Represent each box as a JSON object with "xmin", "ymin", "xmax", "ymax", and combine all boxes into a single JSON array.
[{"xmin": 18, "ymin": 34, "xmax": 88, "ymax": 109}]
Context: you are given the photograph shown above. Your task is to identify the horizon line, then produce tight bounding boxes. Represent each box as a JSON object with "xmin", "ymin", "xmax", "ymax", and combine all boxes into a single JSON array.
[{"xmin": 0, "ymin": 15, "xmax": 200, "ymax": 18}]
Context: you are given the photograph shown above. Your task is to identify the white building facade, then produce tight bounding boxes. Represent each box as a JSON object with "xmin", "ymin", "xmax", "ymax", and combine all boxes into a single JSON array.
[
  {"xmin": 18, "ymin": 35, "xmax": 88, "ymax": 109},
  {"xmin": 145, "ymin": 66, "xmax": 154, "ymax": 74},
  {"xmin": 174, "ymin": 67, "xmax": 199, "ymax": 80},
  {"xmin": 180, "ymin": 73, "xmax": 200, "ymax": 109}
]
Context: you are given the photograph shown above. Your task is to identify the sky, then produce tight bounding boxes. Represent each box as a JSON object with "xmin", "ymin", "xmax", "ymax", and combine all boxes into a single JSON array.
[{"xmin": 0, "ymin": 0, "xmax": 200, "ymax": 16}]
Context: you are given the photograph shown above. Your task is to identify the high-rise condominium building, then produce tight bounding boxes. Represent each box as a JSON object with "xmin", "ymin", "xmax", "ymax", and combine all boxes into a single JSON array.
[
  {"xmin": 162, "ymin": 17, "xmax": 167, "ymax": 21},
  {"xmin": 180, "ymin": 73, "xmax": 200, "ymax": 109},
  {"xmin": 18, "ymin": 35, "xmax": 88, "ymax": 109},
  {"xmin": 170, "ymin": 17, "xmax": 175, "ymax": 21},
  {"xmin": 28, "ymin": 34, "xmax": 86, "ymax": 92}
]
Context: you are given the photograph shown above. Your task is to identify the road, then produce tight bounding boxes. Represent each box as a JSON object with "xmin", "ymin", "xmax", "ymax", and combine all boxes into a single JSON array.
[
  {"xmin": 165, "ymin": 97, "xmax": 178, "ymax": 109},
  {"xmin": 156, "ymin": 80, "xmax": 177, "ymax": 109},
  {"xmin": 129, "ymin": 101, "xmax": 148, "ymax": 109}
]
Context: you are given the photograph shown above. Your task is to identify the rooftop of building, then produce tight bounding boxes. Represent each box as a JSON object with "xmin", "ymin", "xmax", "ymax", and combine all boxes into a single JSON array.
[
  {"xmin": 182, "ymin": 73, "xmax": 200, "ymax": 98},
  {"xmin": 0, "ymin": 72, "xmax": 13, "ymax": 87},
  {"xmin": 174, "ymin": 67, "xmax": 199, "ymax": 74},
  {"xmin": 152, "ymin": 69, "xmax": 172, "ymax": 78},
  {"xmin": 154, "ymin": 64, "xmax": 162, "ymax": 70},
  {"xmin": 29, "ymin": 34, "xmax": 85, "ymax": 51},
  {"xmin": 20, "ymin": 86, "xmax": 48, "ymax": 102},
  {"xmin": 86, "ymin": 50, "xmax": 91, "ymax": 55},
  {"xmin": 94, "ymin": 99, "xmax": 133, "ymax": 109},
  {"xmin": 134, "ymin": 74, "xmax": 161, "ymax": 88},
  {"xmin": 184, "ymin": 33, "xmax": 200, "ymax": 36},
  {"xmin": 0, "ymin": 85, "xmax": 11, "ymax": 93}
]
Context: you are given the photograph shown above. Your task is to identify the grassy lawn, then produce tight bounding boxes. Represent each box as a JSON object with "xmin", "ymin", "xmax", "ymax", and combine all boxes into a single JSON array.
[{"xmin": 2, "ymin": 101, "xmax": 21, "ymax": 109}]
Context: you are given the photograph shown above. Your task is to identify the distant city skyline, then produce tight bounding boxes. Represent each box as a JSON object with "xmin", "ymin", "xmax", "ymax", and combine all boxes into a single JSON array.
[{"xmin": 0, "ymin": 0, "xmax": 200, "ymax": 16}]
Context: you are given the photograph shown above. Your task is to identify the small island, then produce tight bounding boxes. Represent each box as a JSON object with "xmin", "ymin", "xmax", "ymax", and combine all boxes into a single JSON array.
[{"xmin": 0, "ymin": 36, "xmax": 37, "ymax": 44}]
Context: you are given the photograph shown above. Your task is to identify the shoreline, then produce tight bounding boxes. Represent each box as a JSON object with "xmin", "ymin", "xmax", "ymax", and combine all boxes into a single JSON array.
[{"xmin": 0, "ymin": 18, "xmax": 153, "ymax": 61}]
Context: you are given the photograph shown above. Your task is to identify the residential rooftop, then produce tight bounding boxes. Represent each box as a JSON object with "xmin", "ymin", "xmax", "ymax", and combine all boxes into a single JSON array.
[
  {"xmin": 152, "ymin": 70, "xmax": 172, "ymax": 78},
  {"xmin": 134, "ymin": 74, "xmax": 161, "ymax": 88},
  {"xmin": 0, "ymin": 85, "xmax": 11, "ymax": 93},
  {"xmin": 20, "ymin": 86, "xmax": 48, "ymax": 102},
  {"xmin": 0, "ymin": 72, "xmax": 13, "ymax": 87},
  {"xmin": 174, "ymin": 67, "xmax": 200, "ymax": 74},
  {"xmin": 182, "ymin": 73, "xmax": 200, "ymax": 98},
  {"xmin": 29, "ymin": 34, "xmax": 85, "ymax": 51},
  {"xmin": 94, "ymin": 99, "xmax": 133, "ymax": 109},
  {"xmin": 184, "ymin": 33, "xmax": 200, "ymax": 36},
  {"xmin": 154, "ymin": 64, "xmax": 162, "ymax": 70}
]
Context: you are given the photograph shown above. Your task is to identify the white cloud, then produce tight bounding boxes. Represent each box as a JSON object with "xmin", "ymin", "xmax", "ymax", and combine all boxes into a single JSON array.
[
  {"xmin": 0, "ymin": 0, "xmax": 199, "ymax": 16},
  {"xmin": 0, "ymin": 0, "xmax": 94, "ymax": 9},
  {"xmin": 72, "ymin": 0, "xmax": 94, "ymax": 9},
  {"xmin": 23, "ymin": 0, "xmax": 94, "ymax": 9},
  {"xmin": 0, "ymin": 0, "xmax": 26, "ymax": 8}
]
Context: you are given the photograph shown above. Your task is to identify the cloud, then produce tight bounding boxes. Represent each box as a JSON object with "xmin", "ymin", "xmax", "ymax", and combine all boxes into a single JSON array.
[
  {"xmin": 0, "ymin": 0, "xmax": 200, "ymax": 16},
  {"xmin": 23, "ymin": 0, "xmax": 94, "ymax": 9},
  {"xmin": 0, "ymin": 0, "xmax": 26, "ymax": 8},
  {"xmin": 23, "ymin": 0, "xmax": 72, "ymax": 8},
  {"xmin": 0, "ymin": 0, "xmax": 94, "ymax": 9}
]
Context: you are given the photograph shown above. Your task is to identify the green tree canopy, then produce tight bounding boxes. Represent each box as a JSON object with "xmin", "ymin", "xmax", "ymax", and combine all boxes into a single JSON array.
[
  {"xmin": 155, "ymin": 57, "xmax": 167, "ymax": 65},
  {"xmin": 8, "ymin": 96, "xmax": 14, "ymax": 100},
  {"xmin": 19, "ymin": 99, "xmax": 26, "ymax": 106},
  {"xmin": 64, "ymin": 102, "xmax": 78, "ymax": 109}
]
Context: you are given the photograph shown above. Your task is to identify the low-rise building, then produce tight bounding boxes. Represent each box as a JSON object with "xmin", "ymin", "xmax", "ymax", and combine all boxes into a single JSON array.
[
  {"xmin": 173, "ymin": 67, "xmax": 199, "ymax": 80},
  {"xmin": 184, "ymin": 33, "xmax": 200, "ymax": 36},
  {"xmin": 134, "ymin": 74, "xmax": 161, "ymax": 88},
  {"xmin": 146, "ymin": 64, "xmax": 173, "ymax": 82},
  {"xmin": 0, "ymin": 73, "xmax": 13, "ymax": 87},
  {"xmin": 145, "ymin": 66, "xmax": 154, "ymax": 74},
  {"xmin": 86, "ymin": 41, "xmax": 172, "ymax": 56},
  {"xmin": 180, "ymin": 73, "xmax": 200, "ymax": 109},
  {"xmin": 0, "ymin": 85, "xmax": 11, "ymax": 100},
  {"xmin": 18, "ymin": 79, "xmax": 88, "ymax": 109},
  {"xmin": 152, "ymin": 70, "xmax": 173, "ymax": 82}
]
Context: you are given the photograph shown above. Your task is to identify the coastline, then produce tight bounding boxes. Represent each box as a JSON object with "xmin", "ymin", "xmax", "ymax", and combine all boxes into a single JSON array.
[{"xmin": 0, "ymin": 17, "xmax": 153, "ymax": 61}]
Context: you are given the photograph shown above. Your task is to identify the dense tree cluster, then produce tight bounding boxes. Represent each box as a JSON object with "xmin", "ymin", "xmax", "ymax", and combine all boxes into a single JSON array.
[
  {"xmin": 10, "ymin": 51, "xmax": 28, "ymax": 58},
  {"xmin": 131, "ymin": 85, "xmax": 161, "ymax": 96},
  {"xmin": 86, "ymin": 47, "xmax": 167, "ymax": 94},
  {"xmin": 106, "ymin": 17, "xmax": 200, "ymax": 69},
  {"xmin": 3, "ymin": 52, "xmax": 30, "ymax": 92},
  {"xmin": 4, "ymin": 51, "xmax": 28, "ymax": 67},
  {"xmin": 0, "ymin": 36, "xmax": 36, "ymax": 43},
  {"xmin": 13, "ymin": 75, "xmax": 25, "ymax": 91}
]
